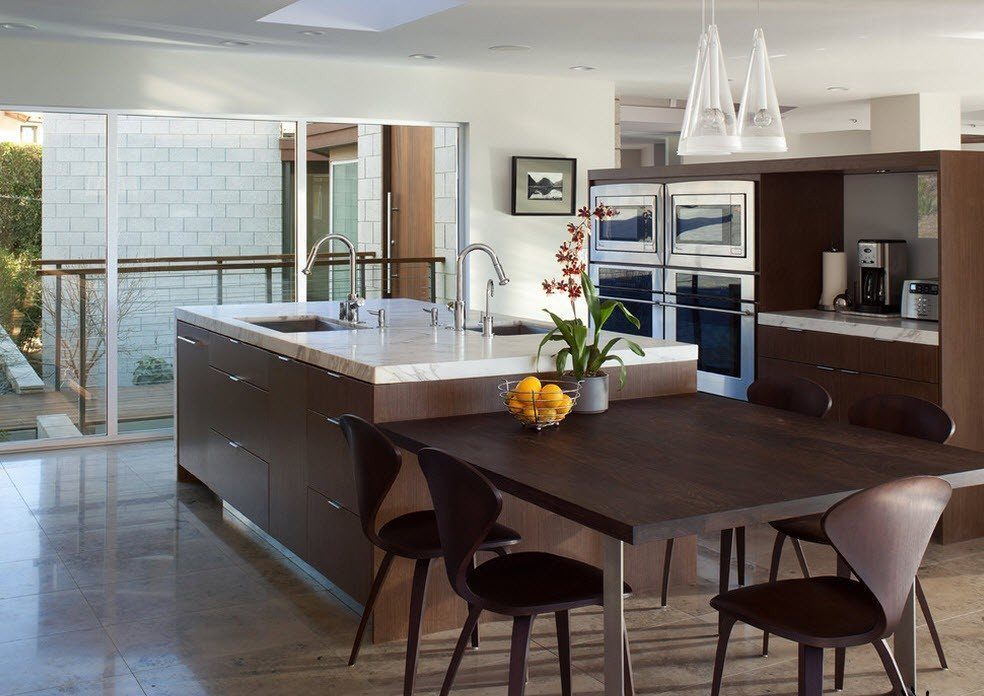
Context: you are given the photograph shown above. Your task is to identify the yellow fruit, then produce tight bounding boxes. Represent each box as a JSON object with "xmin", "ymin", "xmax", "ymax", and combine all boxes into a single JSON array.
[
  {"xmin": 510, "ymin": 390, "xmax": 536, "ymax": 404},
  {"xmin": 555, "ymin": 394, "xmax": 574, "ymax": 416},
  {"xmin": 515, "ymin": 375, "xmax": 541, "ymax": 395},
  {"xmin": 506, "ymin": 398, "xmax": 524, "ymax": 413},
  {"xmin": 521, "ymin": 405, "xmax": 538, "ymax": 422},
  {"xmin": 537, "ymin": 407, "xmax": 557, "ymax": 422},
  {"xmin": 536, "ymin": 383, "xmax": 563, "ymax": 407}
]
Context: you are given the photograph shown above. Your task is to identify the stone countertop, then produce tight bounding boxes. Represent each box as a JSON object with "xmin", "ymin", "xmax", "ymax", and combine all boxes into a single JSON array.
[
  {"xmin": 758, "ymin": 309, "xmax": 939, "ymax": 346},
  {"xmin": 175, "ymin": 298, "xmax": 698, "ymax": 384}
]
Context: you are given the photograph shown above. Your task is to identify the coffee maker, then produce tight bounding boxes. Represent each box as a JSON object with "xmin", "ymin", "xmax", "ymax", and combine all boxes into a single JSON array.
[{"xmin": 857, "ymin": 240, "xmax": 907, "ymax": 314}]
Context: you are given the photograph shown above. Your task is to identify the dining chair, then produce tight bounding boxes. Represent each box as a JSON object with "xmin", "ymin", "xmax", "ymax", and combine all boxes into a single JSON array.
[
  {"xmin": 338, "ymin": 415, "xmax": 522, "ymax": 696},
  {"xmin": 711, "ymin": 475, "xmax": 952, "ymax": 696},
  {"xmin": 659, "ymin": 375, "xmax": 832, "ymax": 608},
  {"xmin": 418, "ymin": 446, "xmax": 635, "ymax": 696},
  {"xmin": 762, "ymin": 394, "xmax": 953, "ymax": 687}
]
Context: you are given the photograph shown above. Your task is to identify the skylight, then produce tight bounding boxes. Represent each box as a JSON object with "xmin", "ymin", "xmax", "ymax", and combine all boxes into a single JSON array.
[{"xmin": 258, "ymin": 0, "xmax": 466, "ymax": 33}]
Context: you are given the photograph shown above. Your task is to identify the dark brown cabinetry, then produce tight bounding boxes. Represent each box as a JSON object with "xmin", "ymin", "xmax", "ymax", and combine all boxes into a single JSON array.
[
  {"xmin": 306, "ymin": 487, "xmax": 372, "ymax": 603},
  {"xmin": 205, "ymin": 429, "xmax": 270, "ymax": 529},
  {"xmin": 758, "ymin": 325, "xmax": 940, "ymax": 422},
  {"xmin": 176, "ymin": 323, "xmax": 211, "ymax": 481}
]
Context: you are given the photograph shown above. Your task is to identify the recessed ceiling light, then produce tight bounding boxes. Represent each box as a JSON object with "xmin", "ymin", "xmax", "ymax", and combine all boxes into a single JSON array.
[
  {"xmin": 299, "ymin": 29, "xmax": 325, "ymax": 36},
  {"xmin": 569, "ymin": 65, "xmax": 597, "ymax": 72},
  {"xmin": 849, "ymin": 118, "xmax": 860, "ymax": 125},
  {"xmin": 409, "ymin": 53, "xmax": 438, "ymax": 60},
  {"xmin": 826, "ymin": 86, "xmax": 850, "ymax": 92},
  {"xmin": 0, "ymin": 23, "xmax": 37, "ymax": 30},
  {"xmin": 220, "ymin": 40, "xmax": 251, "ymax": 46},
  {"xmin": 488, "ymin": 44, "xmax": 530, "ymax": 52}
]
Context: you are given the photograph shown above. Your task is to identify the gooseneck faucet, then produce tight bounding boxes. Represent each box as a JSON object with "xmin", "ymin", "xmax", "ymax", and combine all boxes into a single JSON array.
[
  {"xmin": 451, "ymin": 243, "xmax": 509, "ymax": 332},
  {"xmin": 302, "ymin": 234, "xmax": 364, "ymax": 323}
]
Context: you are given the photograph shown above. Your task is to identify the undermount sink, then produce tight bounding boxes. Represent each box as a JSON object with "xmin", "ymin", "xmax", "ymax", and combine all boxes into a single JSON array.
[
  {"xmin": 243, "ymin": 316, "xmax": 368, "ymax": 333},
  {"xmin": 467, "ymin": 321, "xmax": 552, "ymax": 337}
]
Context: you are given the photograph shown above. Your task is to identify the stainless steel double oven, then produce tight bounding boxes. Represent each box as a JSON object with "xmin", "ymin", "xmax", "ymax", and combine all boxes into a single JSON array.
[{"xmin": 589, "ymin": 180, "xmax": 756, "ymax": 400}]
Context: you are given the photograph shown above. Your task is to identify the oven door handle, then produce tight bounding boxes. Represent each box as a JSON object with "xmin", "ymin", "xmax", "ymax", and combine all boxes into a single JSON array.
[
  {"xmin": 659, "ymin": 300, "xmax": 754, "ymax": 317},
  {"xmin": 598, "ymin": 295, "xmax": 661, "ymax": 306}
]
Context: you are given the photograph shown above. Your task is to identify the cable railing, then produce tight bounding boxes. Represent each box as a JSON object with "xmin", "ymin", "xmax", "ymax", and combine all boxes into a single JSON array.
[{"xmin": 24, "ymin": 252, "xmax": 445, "ymax": 434}]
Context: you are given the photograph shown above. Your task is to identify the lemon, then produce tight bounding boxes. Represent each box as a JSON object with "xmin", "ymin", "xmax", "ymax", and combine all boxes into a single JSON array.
[
  {"xmin": 521, "ymin": 404, "xmax": 538, "ymax": 422},
  {"xmin": 555, "ymin": 394, "xmax": 574, "ymax": 416},
  {"xmin": 506, "ymin": 398, "xmax": 525, "ymax": 413},
  {"xmin": 537, "ymin": 383, "xmax": 564, "ymax": 407},
  {"xmin": 537, "ymin": 407, "xmax": 557, "ymax": 422},
  {"xmin": 512, "ymin": 375, "xmax": 541, "ymax": 404}
]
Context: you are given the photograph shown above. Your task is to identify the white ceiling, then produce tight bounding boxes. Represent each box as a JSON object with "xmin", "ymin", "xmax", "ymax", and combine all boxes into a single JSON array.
[{"xmin": 5, "ymin": 0, "xmax": 984, "ymax": 110}]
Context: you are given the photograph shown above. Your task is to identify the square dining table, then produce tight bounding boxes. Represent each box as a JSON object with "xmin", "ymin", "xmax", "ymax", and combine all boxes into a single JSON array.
[{"xmin": 382, "ymin": 393, "xmax": 984, "ymax": 696}]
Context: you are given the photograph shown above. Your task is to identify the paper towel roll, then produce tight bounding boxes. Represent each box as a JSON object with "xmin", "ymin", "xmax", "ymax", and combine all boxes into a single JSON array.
[{"xmin": 819, "ymin": 251, "xmax": 847, "ymax": 309}]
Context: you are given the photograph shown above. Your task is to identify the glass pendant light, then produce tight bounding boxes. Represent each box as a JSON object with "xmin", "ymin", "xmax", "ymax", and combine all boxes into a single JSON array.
[
  {"xmin": 737, "ymin": 26, "xmax": 786, "ymax": 152},
  {"xmin": 678, "ymin": 1, "xmax": 739, "ymax": 156},
  {"xmin": 677, "ymin": 30, "xmax": 709, "ymax": 157}
]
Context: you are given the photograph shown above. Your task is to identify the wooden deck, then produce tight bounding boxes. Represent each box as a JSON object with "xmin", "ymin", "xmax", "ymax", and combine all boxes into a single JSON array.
[{"xmin": 0, "ymin": 383, "xmax": 172, "ymax": 433}]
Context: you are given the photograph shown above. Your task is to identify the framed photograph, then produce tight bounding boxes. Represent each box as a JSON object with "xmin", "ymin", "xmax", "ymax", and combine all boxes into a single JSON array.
[{"xmin": 511, "ymin": 156, "xmax": 577, "ymax": 216}]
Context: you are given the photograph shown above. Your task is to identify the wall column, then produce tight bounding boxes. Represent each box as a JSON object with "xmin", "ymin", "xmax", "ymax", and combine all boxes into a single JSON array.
[{"xmin": 869, "ymin": 94, "xmax": 961, "ymax": 152}]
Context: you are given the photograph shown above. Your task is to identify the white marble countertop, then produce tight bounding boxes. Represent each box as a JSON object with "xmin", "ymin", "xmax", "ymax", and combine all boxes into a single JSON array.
[
  {"xmin": 758, "ymin": 309, "xmax": 939, "ymax": 346},
  {"xmin": 176, "ymin": 299, "xmax": 698, "ymax": 384}
]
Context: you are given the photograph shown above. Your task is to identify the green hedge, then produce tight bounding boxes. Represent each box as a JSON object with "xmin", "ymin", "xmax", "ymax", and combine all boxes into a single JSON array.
[{"xmin": 0, "ymin": 142, "xmax": 42, "ymax": 255}]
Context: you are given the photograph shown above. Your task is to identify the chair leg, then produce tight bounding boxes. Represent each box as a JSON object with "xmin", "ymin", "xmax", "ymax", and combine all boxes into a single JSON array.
[
  {"xmin": 872, "ymin": 638, "xmax": 908, "ymax": 696},
  {"xmin": 915, "ymin": 575, "xmax": 948, "ymax": 670},
  {"xmin": 555, "ymin": 611, "xmax": 572, "ymax": 696},
  {"xmin": 470, "ymin": 556, "xmax": 480, "ymax": 649},
  {"xmin": 719, "ymin": 528, "xmax": 734, "ymax": 595},
  {"xmin": 440, "ymin": 605, "xmax": 483, "ymax": 696},
  {"xmin": 798, "ymin": 644, "xmax": 824, "ymax": 696},
  {"xmin": 736, "ymin": 526, "xmax": 746, "ymax": 586},
  {"xmin": 762, "ymin": 532, "xmax": 786, "ymax": 657},
  {"xmin": 834, "ymin": 555, "xmax": 851, "ymax": 690},
  {"xmin": 404, "ymin": 558, "xmax": 432, "ymax": 696},
  {"xmin": 661, "ymin": 538, "xmax": 674, "ymax": 607},
  {"xmin": 508, "ymin": 615, "xmax": 535, "ymax": 696},
  {"xmin": 349, "ymin": 551, "xmax": 394, "ymax": 666},
  {"xmin": 623, "ymin": 625, "xmax": 636, "ymax": 696},
  {"xmin": 711, "ymin": 613, "xmax": 738, "ymax": 696},
  {"xmin": 791, "ymin": 538, "xmax": 811, "ymax": 578}
]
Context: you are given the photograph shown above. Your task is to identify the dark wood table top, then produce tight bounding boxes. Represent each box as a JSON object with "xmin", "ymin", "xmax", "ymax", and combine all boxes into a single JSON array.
[{"xmin": 381, "ymin": 394, "xmax": 984, "ymax": 544}]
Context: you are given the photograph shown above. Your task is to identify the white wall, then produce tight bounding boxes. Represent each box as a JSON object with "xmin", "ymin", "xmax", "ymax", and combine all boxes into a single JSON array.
[{"xmin": 0, "ymin": 37, "xmax": 616, "ymax": 319}]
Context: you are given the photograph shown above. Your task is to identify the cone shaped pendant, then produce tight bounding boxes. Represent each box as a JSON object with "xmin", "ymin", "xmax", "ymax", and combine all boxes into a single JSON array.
[
  {"xmin": 680, "ymin": 24, "xmax": 740, "ymax": 155},
  {"xmin": 737, "ymin": 27, "xmax": 786, "ymax": 152}
]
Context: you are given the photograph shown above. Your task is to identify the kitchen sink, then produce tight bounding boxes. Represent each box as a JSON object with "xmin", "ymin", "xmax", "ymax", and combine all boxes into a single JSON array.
[
  {"xmin": 243, "ymin": 316, "xmax": 368, "ymax": 333},
  {"xmin": 467, "ymin": 322, "xmax": 552, "ymax": 337}
]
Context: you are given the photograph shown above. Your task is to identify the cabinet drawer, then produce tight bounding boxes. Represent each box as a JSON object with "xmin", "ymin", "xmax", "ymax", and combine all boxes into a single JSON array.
[
  {"xmin": 306, "ymin": 410, "xmax": 358, "ymax": 512},
  {"xmin": 206, "ymin": 429, "xmax": 270, "ymax": 529},
  {"xmin": 307, "ymin": 365, "xmax": 373, "ymax": 420},
  {"xmin": 306, "ymin": 487, "xmax": 371, "ymax": 603},
  {"xmin": 176, "ymin": 321, "xmax": 211, "ymax": 348},
  {"xmin": 858, "ymin": 338, "xmax": 939, "ymax": 383},
  {"xmin": 757, "ymin": 356, "xmax": 841, "ymax": 419},
  {"xmin": 208, "ymin": 367, "xmax": 271, "ymax": 461},
  {"xmin": 176, "ymin": 322, "xmax": 211, "ymax": 480},
  {"xmin": 758, "ymin": 325, "xmax": 860, "ymax": 370},
  {"xmin": 209, "ymin": 334, "xmax": 270, "ymax": 390}
]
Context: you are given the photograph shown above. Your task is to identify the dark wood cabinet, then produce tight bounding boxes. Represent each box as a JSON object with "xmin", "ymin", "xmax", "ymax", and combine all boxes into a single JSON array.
[
  {"xmin": 205, "ymin": 429, "xmax": 270, "ymax": 530},
  {"xmin": 857, "ymin": 336, "xmax": 939, "ymax": 383},
  {"xmin": 209, "ymin": 334, "xmax": 270, "ymax": 390},
  {"xmin": 307, "ymin": 365, "xmax": 373, "ymax": 420},
  {"xmin": 176, "ymin": 322, "xmax": 211, "ymax": 481},
  {"xmin": 268, "ymin": 355, "xmax": 309, "ymax": 555},
  {"xmin": 306, "ymin": 487, "xmax": 372, "ymax": 603},
  {"xmin": 306, "ymin": 410, "xmax": 358, "ymax": 512},
  {"xmin": 759, "ymin": 325, "xmax": 861, "ymax": 370},
  {"xmin": 207, "ymin": 366, "xmax": 272, "ymax": 461}
]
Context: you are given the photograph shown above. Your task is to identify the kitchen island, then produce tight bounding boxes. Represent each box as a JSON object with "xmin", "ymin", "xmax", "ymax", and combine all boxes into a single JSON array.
[{"xmin": 175, "ymin": 298, "xmax": 698, "ymax": 642}]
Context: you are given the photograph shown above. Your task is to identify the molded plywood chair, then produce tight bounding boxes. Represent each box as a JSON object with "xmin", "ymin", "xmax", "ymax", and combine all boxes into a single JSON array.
[
  {"xmin": 762, "ymin": 394, "xmax": 953, "ymax": 685},
  {"xmin": 659, "ymin": 375, "xmax": 832, "ymax": 608},
  {"xmin": 338, "ymin": 415, "xmax": 521, "ymax": 696},
  {"xmin": 418, "ymin": 446, "xmax": 635, "ymax": 696},
  {"xmin": 711, "ymin": 476, "xmax": 952, "ymax": 696}
]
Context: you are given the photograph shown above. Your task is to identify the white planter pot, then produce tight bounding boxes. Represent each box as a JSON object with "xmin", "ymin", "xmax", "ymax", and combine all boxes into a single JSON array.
[{"xmin": 573, "ymin": 372, "xmax": 609, "ymax": 414}]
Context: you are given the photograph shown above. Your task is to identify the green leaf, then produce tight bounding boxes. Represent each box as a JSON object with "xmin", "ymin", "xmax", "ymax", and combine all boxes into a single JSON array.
[
  {"xmin": 555, "ymin": 347, "xmax": 571, "ymax": 376},
  {"xmin": 624, "ymin": 338, "xmax": 645, "ymax": 356},
  {"xmin": 603, "ymin": 354, "xmax": 628, "ymax": 390},
  {"xmin": 535, "ymin": 327, "xmax": 561, "ymax": 369},
  {"xmin": 614, "ymin": 300, "xmax": 642, "ymax": 329}
]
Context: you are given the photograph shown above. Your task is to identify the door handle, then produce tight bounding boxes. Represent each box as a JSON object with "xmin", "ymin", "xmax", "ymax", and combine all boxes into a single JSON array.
[
  {"xmin": 816, "ymin": 365, "xmax": 835, "ymax": 371},
  {"xmin": 176, "ymin": 335, "xmax": 200, "ymax": 346},
  {"xmin": 327, "ymin": 499, "xmax": 343, "ymax": 510},
  {"xmin": 228, "ymin": 440, "xmax": 241, "ymax": 449},
  {"xmin": 659, "ymin": 301, "xmax": 754, "ymax": 317},
  {"xmin": 228, "ymin": 374, "xmax": 242, "ymax": 382}
]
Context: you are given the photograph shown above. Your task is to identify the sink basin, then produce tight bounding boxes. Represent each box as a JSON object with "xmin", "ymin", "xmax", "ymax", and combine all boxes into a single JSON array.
[
  {"xmin": 243, "ymin": 316, "xmax": 368, "ymax": 333},
  {"xmin": 467, "ymin": 322, "xmax": 552, "ymax": 337}
]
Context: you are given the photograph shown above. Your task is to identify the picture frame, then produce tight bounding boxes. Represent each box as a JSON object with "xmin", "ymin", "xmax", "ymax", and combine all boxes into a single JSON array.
[{"xmin": 510, "ymin": 156, "xmax": 577, "ymax": 216}]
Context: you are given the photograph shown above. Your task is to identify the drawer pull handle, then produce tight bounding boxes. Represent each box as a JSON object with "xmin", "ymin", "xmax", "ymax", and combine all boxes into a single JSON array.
[
  {"xmin": 327, "ymin": 499, "xmax": 343, "ymax": 510},
  {"xmin": 228, "ymin": 374, "xmax": 243, "ymax": 382},
  {"xmin": 315, "ymin": 412, "xmax": 340, "ymax": 426},
  {"xmin": 816, "ymin": 365, "xmax": 835, "ymax": 371},
  {"xmin": 784, "ymin": 327, "xmax": 805, "ymax": 332},
  {"xmin": 324, "ymin": 369, "xmax": 341, "ymax": 379},
  {"xmin": 177, "ymin": 335, "xmax": 200, "ymax": 346},
  {"xmin": 277, "ymin": 355, "xmax": 290, "ymax": 362},
  {"xmin": 840, "ymin": 369, "xmax": 860, "ymax": 375},
  {"xmin": 228, "ymin": 440, "xmax": 241, "ymax": 449},
  {"xmin": 228, "ymin": 338, "xmax": 240, "ymax": 344},
  {"xmin": 874, "ymin": 337, "xmax": 895, "ymax": 343}
]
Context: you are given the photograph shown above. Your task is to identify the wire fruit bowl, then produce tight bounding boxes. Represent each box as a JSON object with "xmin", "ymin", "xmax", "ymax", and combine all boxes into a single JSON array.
[{"xmin": 499, "ymin": 379, "xmax": 581, "ymax": 430}]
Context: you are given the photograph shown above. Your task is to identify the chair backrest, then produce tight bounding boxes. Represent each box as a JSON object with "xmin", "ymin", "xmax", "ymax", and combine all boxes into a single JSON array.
[
  {"xmin": 337, "ymin": 414, "xmax": 403, "ymax": 546},
  {"xmin": 848, "ymin": 394, "xmax": 954, "ymax": 443},
  {"xmin": 417, "ymin": 447, "xmax": 502, "ymax": 605},
  {"xmin": 822, "ymin": 476, "xmax": 951, "ymax": 638},
  {"xmin": 746, "ymin": 375, "xmax": 832, "ymax": 418}
]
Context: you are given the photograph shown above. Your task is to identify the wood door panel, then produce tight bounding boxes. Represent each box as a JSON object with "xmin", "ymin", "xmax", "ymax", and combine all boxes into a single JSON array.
[
  {"xmin": 306, "ymin": 410, "xmax": 358, "ymax": 512},
  {"xmin": 206, "ymin": 429, "xmax": 270, "ymax": 530},
  {"xmin": 758, "ymin": 325, "xmax": 860, "ymax": 370},
  {"xmin": 306, "ymin": 487, "xmax": 372, "ymax": 603},
  {"xmin": 176, "ymin": 322, "xmax": 211, "ymax": 481},
  {"xmin": 207, "ymin": 367, "xmax": 271, "ymax": 461},
  {"xmin": 268, "ymin": 355, "xmax": 309, "ymax": 555},
  {"xmin": 858, "ymin": 338, "xmax": 939, "ymax": 383},
  {"xmin": 307, "ymin": 365, "xmax": 373, "ymax": 421},
  {"xmin": 388, "ymin": 125, "xmax": 435, "ymax": 300},
  {"xmin": 209, "ymin": 335, "xmax": 270, "ymax": 390},
  {"xmin": 757, "ymin": 356, "xmax": 842, "ymax": 419}
]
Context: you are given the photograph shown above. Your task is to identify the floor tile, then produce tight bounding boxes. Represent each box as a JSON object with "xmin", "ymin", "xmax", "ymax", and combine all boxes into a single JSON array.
[
  {"xmin": 46, "ymin": 518, "xmax": 206, "ymax": 558},
  {"xmin": 0, "ymin": 627, "xmax": 131, "ymax": 696},
  {"xmin": 0, "ymin": 529, "xmax": 57, "ymax": 564},
  {"xmin": 0, "ymin": 589, "xmax": 100, "ymax": 643},
  {"xmin": 34, "ymin": 500, "xmax": 178, "ymax": 536},
  {"xmin": 0, "ymin": 556, "xmax": 77, "ymax": 599},
  {"xmin": 83, "ymin": 564, "xmax": 279, "ymax": 624},
  {"xmin": 17, "ymin": 674, "xmax": 147, "ymax": 696}
]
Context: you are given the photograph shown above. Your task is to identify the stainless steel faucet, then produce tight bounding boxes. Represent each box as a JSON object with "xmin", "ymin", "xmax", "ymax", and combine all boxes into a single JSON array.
[
  {"xmin": 302, "ymin": 234, "xmax": 364, "ymax": 323},
  {"xmin": 481, "ymin": 279, "xmax": 495, "ymax": 338},
  {"xmin": 450, "ymin": 243, "xmax": 509, "ymax": 332}
]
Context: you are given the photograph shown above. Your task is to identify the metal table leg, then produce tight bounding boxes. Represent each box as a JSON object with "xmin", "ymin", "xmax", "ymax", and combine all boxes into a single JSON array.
[
  {"xmin": 894, "ymin": 582, "xmax": 917, "ymax": 696},
  {"xmin": 603, "ymin": 536, "xmax": 625, "ymax": 696}
]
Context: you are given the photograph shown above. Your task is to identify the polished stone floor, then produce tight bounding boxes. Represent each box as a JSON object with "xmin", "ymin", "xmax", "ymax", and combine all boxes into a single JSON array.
[{"xmin": 1, "ymin": 440, "xmax": 984, "ymax": 695}]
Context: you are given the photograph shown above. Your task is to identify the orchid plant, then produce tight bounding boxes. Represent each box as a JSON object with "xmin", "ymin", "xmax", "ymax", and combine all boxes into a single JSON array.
[{"xmin": 537, "ymin": 205, "xmax": 645, "ymax": 388}]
